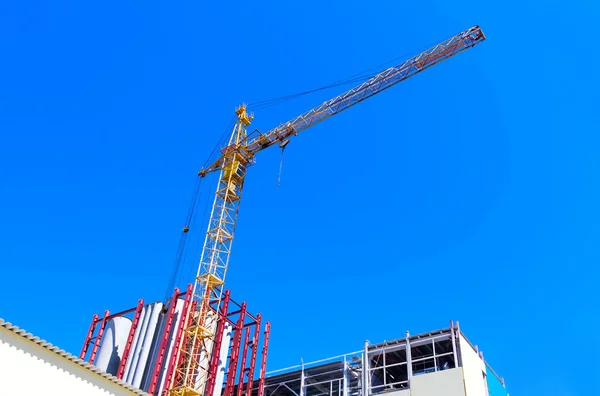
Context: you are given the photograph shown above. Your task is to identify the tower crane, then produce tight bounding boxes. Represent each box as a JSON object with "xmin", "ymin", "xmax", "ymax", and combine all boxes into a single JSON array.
[{"xmin": 168, "ymin": 25, "xmax": 486, "ymax": 396}]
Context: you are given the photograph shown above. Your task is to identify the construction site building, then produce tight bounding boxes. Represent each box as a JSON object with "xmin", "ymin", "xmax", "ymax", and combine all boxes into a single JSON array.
[
  {"xmin": 258, "ymin": 322, "xmax": 508, "ymax": 396},
  {"xmin": 1, "ymin": 311, "xmax": 508, "ymax": 396}
]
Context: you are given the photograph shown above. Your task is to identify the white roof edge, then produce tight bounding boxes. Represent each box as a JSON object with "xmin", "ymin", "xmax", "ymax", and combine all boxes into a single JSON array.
[{"xmin": 0, "ymin": 318, "xmax": 150, "ymax": 396}]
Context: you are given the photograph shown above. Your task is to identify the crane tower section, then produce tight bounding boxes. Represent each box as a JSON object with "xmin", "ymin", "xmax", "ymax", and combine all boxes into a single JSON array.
[
  {"xmin": 170, "ymin": 106, "xmax": 255, "ymax": 396},
  {"xmin": 170, "ymin": 25, "xmax": 486, "ymax": 396}
]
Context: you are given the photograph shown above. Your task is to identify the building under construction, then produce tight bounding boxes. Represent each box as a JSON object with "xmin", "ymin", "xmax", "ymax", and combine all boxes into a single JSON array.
[
  {"xmin": 1, "ymin": 312, "xmax": 508, "ymax": 396},
  {"xmin": 0, "ymin": 25, "xmax": 506, "ymax": 396}
]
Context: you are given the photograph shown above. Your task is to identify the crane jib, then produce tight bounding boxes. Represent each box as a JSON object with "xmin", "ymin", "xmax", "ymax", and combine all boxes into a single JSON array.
[
  {"xmin": 199, "ymin": 26, "xmax": 484, "ymax": 176},
  {"xmin": 244, "ymin": 25, "xmax": 485, "ymax": 155}
]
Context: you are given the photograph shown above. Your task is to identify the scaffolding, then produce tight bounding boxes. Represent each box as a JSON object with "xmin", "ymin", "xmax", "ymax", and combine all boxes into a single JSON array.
[{"xmin": 80, "ymin": 286, "xmax": 270, "ymax": 396}]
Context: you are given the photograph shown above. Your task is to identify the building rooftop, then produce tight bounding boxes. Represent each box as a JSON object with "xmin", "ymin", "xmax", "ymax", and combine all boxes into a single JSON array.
[{"xmin": 0, "ymin": 318, "xmax": 150, "ymax": 396}]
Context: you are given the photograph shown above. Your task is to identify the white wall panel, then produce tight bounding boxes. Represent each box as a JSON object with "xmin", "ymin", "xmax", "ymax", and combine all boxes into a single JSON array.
[
  {"xmin": 95, "ymin": 317, "xmax": 133, "ymax": 375},
  {"xmin": 155, "ymin": 298, "xmax": 185, "ymax": 395},
  {"xmin": 125, "ymin": 304, "xmax": 151, "ymax": 384},
  {"xmin": 212, "ymin": 322, "xmax": 233, "ymax": 396},
  {"xmin": 458, "ymin": 334, "xmax": 487, "ymax": 396},
  {"xmin": 123, "ymin": 306, "xmax": 149, "ymax": 383},
  {"xmin": 131, "ymin": 302, "xmax": 163, "ymax": 388}
]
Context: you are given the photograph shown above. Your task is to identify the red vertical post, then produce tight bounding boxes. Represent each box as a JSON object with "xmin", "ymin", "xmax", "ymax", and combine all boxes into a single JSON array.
[
  {"xmin": 163, "ymin": 284, "xmax": 193, "ymax": 394},
  {"xmin": 236, "ymin": 327, "xmax": 251, "ymax": 396},
  {"xmin": 257, "ymin": 322, "xmax": 271, "ymax": 396},
  {"xmin": 245, "ymin": 314, "xmax": 262, "ymax": 396},
  {"xmin": 147, "ymin": 288, "xmax": 180, "ymax": 395},
  {"xmin": 223, "ymin": 302, "xmax": 247, "ymax": 396},
  {"xmin": 90, "ymin": 310, "xmax": 110, "ymax": 365},
  {"xmin": 205, "ymin": 290, "xmax": 232, "ymax": 396},
  {"xmin": 117, "ymin": 299, "xmax": 144, "ymax": 379},
  {"xmin": 80, "ymin": 313, "xmax": 99, "ymax": 360}
]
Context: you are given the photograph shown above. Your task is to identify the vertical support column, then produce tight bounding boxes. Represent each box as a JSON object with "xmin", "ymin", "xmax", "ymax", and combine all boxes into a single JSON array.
[
  {"xmin": 405, "ymin": 331, "xmax": 412, "ymax": 388},
  {"xmin": 450, "ymin": 321, "xmax": 458, "ymax": 368},
  {"xmin": 223, "ymin": 302, "xmax": 247, "ymax": 396},
  {"xmin": 432, "ymin": 338, "xmax": 437, "ymax": 372},
  {"xmin": 237, "ymin": 327, "xmax": 251, "ymax": 396},
  {"xmin": 245, "ymin": 314, "xmax": 262, "ymax": 396},
  {"xmin": 362, "ymin": 340, "xmax": 369, "ymax": 396},
  {"xmin": 147, "ymin": 289, "xmax": 180, "ymax": 395},
  {"xmin": 79, "ymin": 313, "xmax": 99, "ymax": 360},
  {"xmin": 455, "ymin": 321, "xmax": 463, "ymax": 368},
  {"xmin": 117, "ymin": 299, "xmax": 144, "ymax": 379},
  {"xmin": 342, "ymin": 355, "xmax": 348, "ymax": 396},
  {"xmin": 163, "ymin": 284, "xmax": 194, "ymax": 393},
  {"xmin": 299, "ymin": 361, "xmax": 305, "ymax": 396},
  {"xmin": 205, "ymin": 290, "xmax": 232, "ymax": 396},
  {"xmin": 257, "ymin": 322, "xmax": 271, "ymax": 396},
  {"xmin": 382, "ymin": 345, "xmax": 387, "ymax": 387},
  {"xmin": 90, "ymin": 310, "xmax": 110, "ymax": 365}
]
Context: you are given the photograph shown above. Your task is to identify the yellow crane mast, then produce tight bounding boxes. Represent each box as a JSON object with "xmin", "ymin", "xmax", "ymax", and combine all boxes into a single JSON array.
[{"xmin": 168, "ymin": 25, "xmax": 486, "ymax": 396}]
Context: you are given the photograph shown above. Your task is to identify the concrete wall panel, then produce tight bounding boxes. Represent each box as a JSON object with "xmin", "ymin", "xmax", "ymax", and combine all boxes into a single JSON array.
[
  {"xmin": 410, "ymin": 368, "xmax": 465, "ymax": 396},
  {"xmin": 372, "ymin": 389, "xmax": 409, "ymax": 396}
]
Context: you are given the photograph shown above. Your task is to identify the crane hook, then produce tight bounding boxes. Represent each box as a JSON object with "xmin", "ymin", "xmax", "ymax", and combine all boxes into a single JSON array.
[{"xmin": 279, "ymin": 139, "xmax": 290, "ymax": 149}]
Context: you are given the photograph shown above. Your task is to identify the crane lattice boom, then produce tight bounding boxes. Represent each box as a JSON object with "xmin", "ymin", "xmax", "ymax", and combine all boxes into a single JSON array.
[
  {"xmin": 169, "ymin": 25, "xmax": 485, "ymax": 396},
  {"xmin": 201, "ymin": 26, "xmax": 485, "ymax": 176}
]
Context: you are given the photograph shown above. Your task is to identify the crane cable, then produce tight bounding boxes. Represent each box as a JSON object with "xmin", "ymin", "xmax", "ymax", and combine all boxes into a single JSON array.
[
  {"xmin": 184, "ymin": 179, "xmax": 213, "ymax": 289},
  {"xmin": 203, "ymin": 115, "xmax": 238, "ymax": 169},
  {"xmin": 163, "ymin": 175, "xmax": 202, "ymax": 303},
  {"xmin": 163, "ymin": 115, "xmax": 238, "ymax": 303}
]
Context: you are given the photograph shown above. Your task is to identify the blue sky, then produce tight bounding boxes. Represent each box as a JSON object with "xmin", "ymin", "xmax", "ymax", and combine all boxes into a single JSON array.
[{"xmin": 1, "ymin": 1, "xmax": 598, "ymax": 395}]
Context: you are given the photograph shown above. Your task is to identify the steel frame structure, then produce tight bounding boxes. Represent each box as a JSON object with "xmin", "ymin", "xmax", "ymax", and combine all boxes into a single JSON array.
[
  {"xmin": 118, "ymin": 299, "xmax": 145, "ymax": 379},
  {"xmin": 257, "ymin": 323, "xmax": 494, "ymax": 396},
  {"xmin": 163, "ymin": 285, "xmax": 195, "ymax": 394},
  {"xmin": 367, "ymin": 328, "xmax": 457, "ymax": 394},
  {"xmin": 80, "ymin": 305, "xmax": 144, "ymax": 370},
  {"xmin": 80, "ymin": 286, "xmax": 270, "ymax": 396},
  {"xmin": 148, "ymin": 286, "xmax": 188, "ymax": 394},
  {"xmin": 177, "ymin": 24, "xmax": 485, "ymax": 396},
  {"xmin": 260, "ymin": 352, "xmax": 363, "ymax": 396}
]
